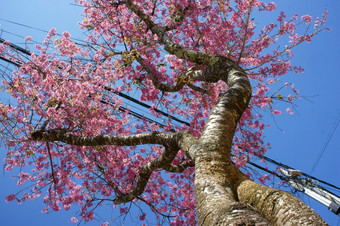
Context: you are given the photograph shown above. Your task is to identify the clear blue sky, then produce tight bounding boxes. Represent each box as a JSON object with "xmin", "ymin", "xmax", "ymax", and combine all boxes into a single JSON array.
[{"xmin": 0, "ymin": 0, "xmax": 339, "ymax": 225}]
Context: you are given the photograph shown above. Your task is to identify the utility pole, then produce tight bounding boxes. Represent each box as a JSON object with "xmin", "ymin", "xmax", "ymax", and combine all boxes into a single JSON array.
[{"xmin": 280, "ymin": 168, "xmax": 340, "ymax": 215}]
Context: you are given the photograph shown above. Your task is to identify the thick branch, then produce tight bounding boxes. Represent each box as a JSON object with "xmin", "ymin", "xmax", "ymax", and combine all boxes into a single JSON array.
[
  {"xmin": 114, "ymin": 146, "xmax": 181, "ymax": 204},
  {"xmin": 113, "ymin": 130, "xmax": 200, "ymax": 204},
  {"xmin": 125, "ymin": 0, "xmax": 212, "ymax": 65},
  {"xmin": 31, "ymin": 129, "xmax": 196, "ymax": 205},
  {"xmin": 30, "ymin": 130, "xmax": 177, "ymax": 147},
  {"xmin": 113, "ymin": 130, "xmax": 196, "ymax": 204},
  {"xmin": 163, "ymin": 161, "xmax": 194, "ymax": 173},
  {"xmin": 137, "ymin": 57, "xmax": 208, "ymax": 93},
  {"xmin": 236, "ymin": 176, "xmax": 327, "ymax": 225},
  {"xmin": 198, "ymin": 59, "xmax": 251, "ymax": 156},
  {"xmin": 176, "ymin": 130, "xmax": 199, "ymax": 160}
]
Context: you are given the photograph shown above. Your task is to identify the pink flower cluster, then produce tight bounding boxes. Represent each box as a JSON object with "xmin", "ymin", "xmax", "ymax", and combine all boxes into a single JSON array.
[{"xmin": 0, "ymin": 0, "xmax": 328, "ymax": 225}]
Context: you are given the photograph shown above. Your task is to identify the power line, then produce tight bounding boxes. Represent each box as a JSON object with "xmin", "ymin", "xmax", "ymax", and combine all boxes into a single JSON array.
[
  {"xmin": 261, "ymin": 153, "xmax": 340, "ymax": 191},
  {"xmin": 103, "ymin": 86, "xmax": 190, "ymax": 126},
  {"xmin": 0, "ymin": 55, "xmax": 21, "ymax": 67},
  {"xmin": 0, "ymin": 36, "xmax": 189, "ymax": 127},
  {"xmin": 0, "ymin": 18, "xmax": 52, "ymax": 34},
  {"xmin": 0, "ymin": 18, "xmax": 87, "ymax": 45},
  {"xmin": 100, "ymin": 98, "xmax": 173, "ymax": 131},
  {"xmin": 0, "ymin": 38, "xmax": 30, "ymax": 55},
  {"xmin": 2, "ymin": 17, "xmax": 340, "ymax": 217},
  {"xmin": 311, "ymin": 112, "xmax": 340, "ymax": 174},
  {"xmin": 1, "ymin": 36, "xmax": 340, "ymax": 193}
]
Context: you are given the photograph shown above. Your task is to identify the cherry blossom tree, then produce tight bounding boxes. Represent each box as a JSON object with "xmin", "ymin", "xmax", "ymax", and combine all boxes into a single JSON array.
[{"xmin": 0, "ymin": 0, "xmax": 330, "ymax": 224}]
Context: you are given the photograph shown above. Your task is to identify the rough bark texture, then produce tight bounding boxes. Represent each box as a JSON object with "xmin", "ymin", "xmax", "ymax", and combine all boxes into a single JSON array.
[
  {"xmin": 237, "ymin": 178, "xmax": 328, "ymax": 225},
  {"xmin": 30, "ymin": 1, "xmax": 328, "ymax": 225},
  {"xmin": 192, "ymin": 144, "xmax": 270, "ymax": 225},
  {"xmin": 188, "ymin": 58, "xmax": 271, "ymax": 225}
]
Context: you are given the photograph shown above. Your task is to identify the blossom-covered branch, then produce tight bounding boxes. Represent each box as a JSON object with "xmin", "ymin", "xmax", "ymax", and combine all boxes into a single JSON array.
[
  {"xmin": 114, "ymin": 146, "xmax": 188, "ymax": 204},
  {"xmin": 136, "ymin": 57, "xmax": 187, "ymax": 92},
  {"xmin": 125, "ymin": 0, "xmax": 213, "ymax": 65}
]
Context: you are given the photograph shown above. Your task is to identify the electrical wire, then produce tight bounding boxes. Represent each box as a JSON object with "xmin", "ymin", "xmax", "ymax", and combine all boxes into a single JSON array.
[
  {"xmin": 0, "ymin": 18, "xmax": 87, "ymax": 45},
  {"xmin": 104, "ymin": 86, "xmax": 190, "ymax": 126},
  {"xmin": 1, "ymin": 31, "xmax": 340, "ymax": 193},
  {"xmin": 261, "ymin": 153, "xmax": 340, "ymax": 191},
  {"xmin": 0, "ymin": 38, "xmax": 30, "ymax": 55},
  {"xmin": 310, "ymin": 112, "xmax": 340, "ymax": 174}
]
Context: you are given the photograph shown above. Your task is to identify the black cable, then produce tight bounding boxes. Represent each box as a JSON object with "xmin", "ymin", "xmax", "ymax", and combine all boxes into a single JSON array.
[
  {"xmin": 0, "ymin": 55, "xmax": 21, "ymax": 67},
  {"xmin": 100, "ymin": 99, "xmax": 175, "ymax": 132},
  {"xmin": 104, "ymin": 86, "xmax": 190, "ymax": 126},
  {"xmin": 311, "ymin": 112, "xmax": 340, "ymax": 174},
  {"xmin": 0, "ymin": 37, "xmax": 189, "ymax": 127},
  {"xmin": 0, "ymin": 18, "xmax": 87, "ymax": 45},
  {"xmin": 0, "ymin": 18, "xmax": 52, "ymax": 34},
  {"xmin": 244, "ymin": 159, "xmax": 287, "ymax": 181},
  {"xmin": 0, "ymin": 38, "xmax": 31, "ymax": 55},
  {"xmin": 261, "ymin": 154, "xmax": 340, "ymax": 191}
]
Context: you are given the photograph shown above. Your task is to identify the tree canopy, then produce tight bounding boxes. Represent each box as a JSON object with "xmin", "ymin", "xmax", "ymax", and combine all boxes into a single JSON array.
[{"xmin": 0, "ymin": 0, "xmax": 330, "ymax": 224}]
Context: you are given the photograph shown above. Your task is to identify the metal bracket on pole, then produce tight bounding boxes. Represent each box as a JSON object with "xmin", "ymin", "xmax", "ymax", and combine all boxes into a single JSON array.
[{"xmin": 280, "ymin": 168, "xmax": 340, "ymax": 216}]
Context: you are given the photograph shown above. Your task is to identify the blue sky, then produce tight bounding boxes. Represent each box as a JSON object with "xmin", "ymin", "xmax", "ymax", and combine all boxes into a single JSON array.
[{"xmin": 0, "ymin": 0, "xmax": 339, "ymax": 225}]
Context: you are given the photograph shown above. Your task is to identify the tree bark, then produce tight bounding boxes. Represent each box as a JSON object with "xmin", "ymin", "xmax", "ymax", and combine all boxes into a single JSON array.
[{"xmin": 237, "ymin": 177, "xmax": 328, "ymax": 225}]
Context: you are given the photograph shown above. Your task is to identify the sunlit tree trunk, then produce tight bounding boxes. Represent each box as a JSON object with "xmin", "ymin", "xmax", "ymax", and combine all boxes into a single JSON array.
[{"xmin": 184, "ymin": 58, "xmax": 327, "ymax": 225}]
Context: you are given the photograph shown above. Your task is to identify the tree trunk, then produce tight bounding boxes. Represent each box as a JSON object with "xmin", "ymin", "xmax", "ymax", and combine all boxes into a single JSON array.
[
  {"xmin": 193, "ymin": 144, "xmax": 270, "ymax": 225},
  {"xmin": 184, "ymin": 56, "xmax": 327, "ymax": 225}
]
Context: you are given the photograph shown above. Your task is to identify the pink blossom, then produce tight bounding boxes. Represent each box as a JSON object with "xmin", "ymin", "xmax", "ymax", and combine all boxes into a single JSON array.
[
  {"xmin": 139, "ymin": 213, "xmax": 146, "ymax": 221},
  {"xmin": 286, "ymin": 108, "xmax": 294, "ymax": 115},
  {"xmin": 62, "ymin": 31, "xmax": 71, "ymax": 39},
  {"xmin": 301, "ymin": 15, "xmax": 313, "ymax": 24},
  {"xmin": 287, "ymin": 94, "xmax": 293, "ymax": 101},
  {"xmin": 277, "ymin": 11, "xmax": 286, "ymax": 22},
  {"xmin": 71, "ymin": 217, "xmax": 78, "ymax": 223},
  {"xmin": 25, "ymin": 36, "xmax": 32, "ymax": 41},
  {"xmin": 52, "ymin": 204, "xmax": 61, "ymax": 211},
  {"xmin": 120, "ymin": 207, "xmax": 128, "ymax": 214},
  {"xmin": 304, "ymin": 35, "xmax": 312, "ymax": 43},
  {"xmin": 93, "ymin": 54, "xmax": 101, "ymax": 62},
  {"xmin": 267, "ymin": 78, "xmax": 275, "ymax": 84},
  {"xmin": 271, "ymin": 109, "xmax": 281, "ymax": 115},
  {"xmin": 5, "ymin": 194, "xmax": 16, "ymax": 203},
  {"xmin": 49, "ymin": 28, "xmax": 57, "ymax": 36}
]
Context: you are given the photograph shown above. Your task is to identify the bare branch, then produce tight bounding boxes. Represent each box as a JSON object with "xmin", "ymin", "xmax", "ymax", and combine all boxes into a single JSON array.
[
  {"xmin": 46, "ymin": 143, "xmax": 57, "ymax": 188},
  {"xmin": 30, "ymin": 130, "xmax": 177, "ymax": 147}
]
